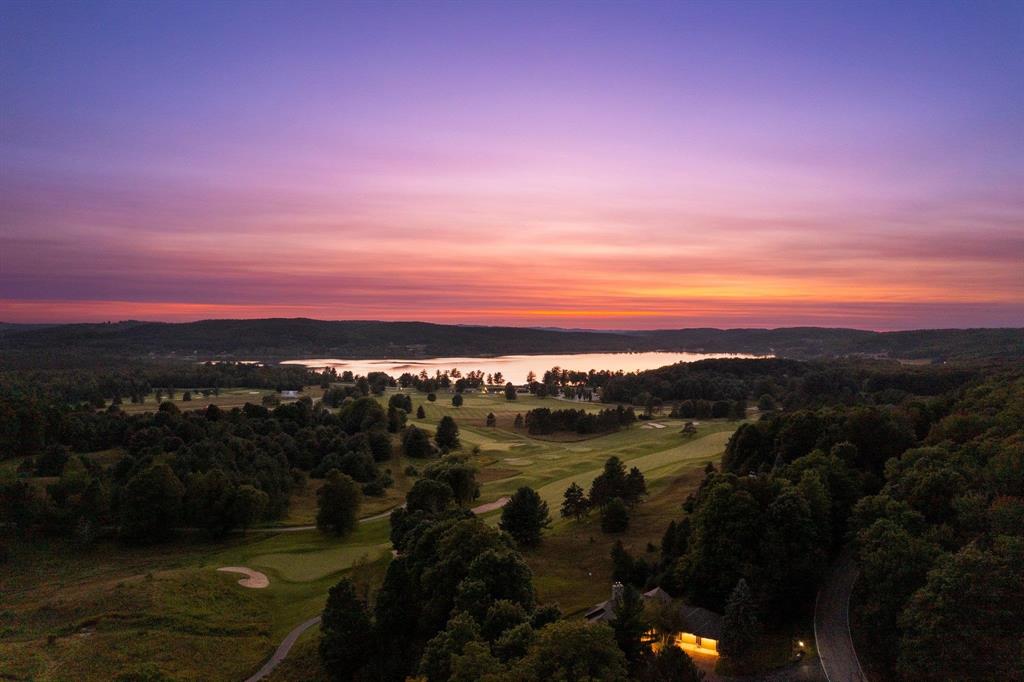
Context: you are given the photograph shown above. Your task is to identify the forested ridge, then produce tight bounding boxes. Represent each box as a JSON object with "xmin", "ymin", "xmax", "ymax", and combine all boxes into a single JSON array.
[{"xmin": 2, "ymin": 318, "xmax": 1020, "ymax": 365}]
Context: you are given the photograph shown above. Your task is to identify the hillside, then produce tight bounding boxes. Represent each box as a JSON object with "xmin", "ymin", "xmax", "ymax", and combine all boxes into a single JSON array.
[{"xmin": 0, "ymin": 318, "xmax": 1020, "ymax": 364}]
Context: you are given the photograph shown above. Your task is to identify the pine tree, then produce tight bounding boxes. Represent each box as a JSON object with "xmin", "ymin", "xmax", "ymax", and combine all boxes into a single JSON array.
[
  {"xmin": 601, "ymin": 497, "xmax": 630, "ymax": 533},
  {"xmin": 435, "ymin": 416, "xmax": 460, "ymax": 451},
  {"xmin": 721, "ymin": 578, "xmax": 759, "ymax": 660},
  {"xmin": 611, "ymin": 584, "xmax": 647, "ymax": 667},
  {"xmin": 499, "ymin": 486, "xmax": 551, "ymax": 547},
  {"xmin": 560, "ymin": 482, "xmax": 590, "ymax": 522}
]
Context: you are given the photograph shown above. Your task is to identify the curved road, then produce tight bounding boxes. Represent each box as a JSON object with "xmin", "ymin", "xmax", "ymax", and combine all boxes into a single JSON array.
[{"xmin": 814, "ymin": 548, "xmax": 867, "ymax": 682}]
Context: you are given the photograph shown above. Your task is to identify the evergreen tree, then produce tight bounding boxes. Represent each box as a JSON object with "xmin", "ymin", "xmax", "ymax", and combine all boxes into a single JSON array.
[
  {"xmin": 486, "ymin": 412, "xmax": 496, "ymax": 427},
  {"xmin": 416, "ymin": 405, "xmax": 426, "ymax": 419},
  {"xmin": 611, "ymin": 584, "xmax": 648, "ymax": 668},
  {"xmin": 435, "ymin": 416, "xmax": 460, "ymax": 451},
  {"xmin": 499, "ymin": 486, "xmax": 551, "ymax": 547},
  {"xmin": 720, "ymin": 578, "xmax": 759, "ymax": 660},
  {"xmin": 560, "ymin": 482, "xmax": 590, "ymax": 522},
  {"xmin": 505, "ymin": 382, "xmax": 517, "ymax": 401},
  {"xmin": 625, "ymin": 467, "xmax": 647, "ymax": 505},
  {"xmin": 601, "ymin": 497, "xmax": 630, "ymax": 533},
  {"xmin": 320, "ymin": 578, "xmax": 373, "ymax": 682},
  {"xmin": 452, "ymin": 393, "xmax": 464, "ymax": 407}
]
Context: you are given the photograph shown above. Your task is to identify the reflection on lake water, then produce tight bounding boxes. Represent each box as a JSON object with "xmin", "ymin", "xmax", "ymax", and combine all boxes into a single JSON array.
[{"xmin": 282, "ymin": 351, "xmax": 767, "ymax": 384}]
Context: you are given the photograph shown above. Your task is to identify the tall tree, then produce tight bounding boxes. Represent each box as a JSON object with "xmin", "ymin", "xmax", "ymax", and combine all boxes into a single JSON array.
[
  {"xmin": 119, "ymin": 463, "xmax": 184, "ymax": 544},
  {"xmin": 720, "ymin": 578, "xmax": 759, "ymax": 660},
  {"xmin": 435, "ymin": 416, "xmax": 460, "ymax": 451},
  {"xmin": 320, "ymin": 578, "xmax": 373, "ymax": 682},
  {"xmin": 601, "ymin": 497, "xmax": 630, "ymax": 533},
  {"xmin": 402, "ymin": 425, "xmax": 434, "ymax": 458},
  {"xmin": 560, "ymin": 482, "xmax": 591, "ymax": 522},
  {"xmin": 317, "ymin": 469, "xmax": 362, "ymax": 537},
  {"xmin": 505, "ymin": 382, "xmax": 517, "ymax": 401},
  {"xmin": 611, "ymin": 584, "xmax": 648, "ymax": 669},
  {"xmin": 499, "ymin": 486, "xmax": 551, "ymax": 547}
]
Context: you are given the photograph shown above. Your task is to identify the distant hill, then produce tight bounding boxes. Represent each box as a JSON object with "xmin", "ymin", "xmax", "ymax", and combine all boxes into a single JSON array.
[{"xmin": 1, "ymin": 318, "xmax": 1020, "ymax": 364}]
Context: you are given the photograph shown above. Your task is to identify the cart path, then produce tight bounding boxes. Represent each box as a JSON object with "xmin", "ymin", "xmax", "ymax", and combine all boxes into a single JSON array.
[
  {"xmin": 243, "ymin": 615, "xmax": 321, "ymax": 682},
  {"xmin": 249, "ymin": 496, "xmax": 510, "ymax": 533}
]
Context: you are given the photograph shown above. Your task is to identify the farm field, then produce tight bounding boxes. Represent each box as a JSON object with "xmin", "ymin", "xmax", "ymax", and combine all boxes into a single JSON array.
[{"xmin": 1, "ymin": 386, "xmax": 743, "ymax": 681}]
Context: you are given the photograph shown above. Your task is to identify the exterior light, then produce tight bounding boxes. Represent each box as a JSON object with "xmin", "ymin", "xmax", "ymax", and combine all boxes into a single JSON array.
[{"xmin": 798, "ymin": 640, "xmax": 805, "ymax": 648}]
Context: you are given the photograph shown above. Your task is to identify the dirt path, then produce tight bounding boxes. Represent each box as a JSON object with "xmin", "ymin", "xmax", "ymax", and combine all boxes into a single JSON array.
[
  {"xmin": 815, "ymin": 548, "xmax": 867, "ymax": 682},
  {"xmin": 243, "ymin": 615, "xmax": 321, "ymax": 682},
  {"xmin": 217, "ymin": 566, "xmax": 269, "ymax": 588}
]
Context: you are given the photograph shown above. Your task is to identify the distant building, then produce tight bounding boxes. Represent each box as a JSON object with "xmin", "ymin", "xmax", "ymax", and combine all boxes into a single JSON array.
[
  {"xmin": 585, "ymin": 583, "xmax": 723, "ymax": 657},
  {"xmin": 280, "ymin": 390, "xmax": 300, "ymax": 398}
]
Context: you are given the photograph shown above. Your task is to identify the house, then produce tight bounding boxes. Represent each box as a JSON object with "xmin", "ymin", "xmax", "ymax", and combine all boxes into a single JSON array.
[
  {"xmin": 280, "ymin": 390, "xmax": 300, "ymax": 398},
  {"xmin": 585, "ymin": 582, "xmax": 723, "ymax": 657}
]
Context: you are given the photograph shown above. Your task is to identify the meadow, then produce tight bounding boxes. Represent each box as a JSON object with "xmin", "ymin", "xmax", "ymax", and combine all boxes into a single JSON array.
[{"xmin": 0, "ymin": 386, "xmax": 743, "ymax": 681}]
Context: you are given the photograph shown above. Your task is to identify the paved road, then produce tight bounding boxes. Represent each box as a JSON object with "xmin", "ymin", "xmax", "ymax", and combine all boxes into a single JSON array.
[
  {"xmin": 814, "ymin": 548, "xmax": 867, "ymax": 682},
  {"xmin": 243, "ymin": 616, "xmax": 321, "ymax": 682}
]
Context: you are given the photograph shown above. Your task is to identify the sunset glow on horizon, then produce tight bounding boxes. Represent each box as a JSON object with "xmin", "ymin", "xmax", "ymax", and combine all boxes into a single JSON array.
[{"xmin": 2, "ymin": 1, "xmax": 1022, "ymax": 330}]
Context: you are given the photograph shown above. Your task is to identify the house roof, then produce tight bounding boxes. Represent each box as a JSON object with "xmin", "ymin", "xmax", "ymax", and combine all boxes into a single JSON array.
[
  {"xmin": 584, "ymin": 586, "xmax": 723, "ymax": 640},
  {"xmin": 680, "ymin": 604, "xmax": 724, "ymax": 640}
]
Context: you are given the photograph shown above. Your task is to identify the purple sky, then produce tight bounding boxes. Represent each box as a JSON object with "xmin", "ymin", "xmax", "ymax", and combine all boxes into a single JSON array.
[{"xmin": 2, "ymin": 0, "xmax": 1022, "ymax": 329}]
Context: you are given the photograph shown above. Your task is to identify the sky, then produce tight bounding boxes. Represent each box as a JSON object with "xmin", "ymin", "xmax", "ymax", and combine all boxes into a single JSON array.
[{"xmin": 1, "ymin": 0, "xmax": 1022, "ymax": 330}]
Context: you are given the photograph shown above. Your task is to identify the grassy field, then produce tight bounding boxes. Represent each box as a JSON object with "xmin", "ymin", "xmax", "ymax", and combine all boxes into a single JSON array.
[
  {"xmin": 116, "ymin": 387, "xmax": 285, "ymax": 414},
  {"xmin": 1, "ymin": 386, "xmax": 743, "ymax": 681}
]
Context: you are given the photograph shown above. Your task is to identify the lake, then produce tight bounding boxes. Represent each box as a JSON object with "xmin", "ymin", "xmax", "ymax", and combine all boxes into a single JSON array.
[{"xmin": 281, "ymin": 351, "xmax": 766, "ymax": 384}]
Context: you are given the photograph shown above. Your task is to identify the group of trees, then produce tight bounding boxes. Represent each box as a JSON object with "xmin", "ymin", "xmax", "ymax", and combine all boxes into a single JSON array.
[
  {"xmin": 0, "ymin": 361, "xmax": 331, "ymax": 415},
  {"xmin": 560, "ymin": 457, "xmax": 647, "ymax": 534},
  {"xmin": 594, "ymin": 358, "xmax": 975, "ymax": 411},
  {"xmin": 0, "ymin": 395, "xmax": 399, "ymax": 545},
  {"xmin": 522, "ymin": 406, "xmax": 636, "ymax": 436},
  {"xmin": 625, "ymin": 365, "xmax": 1023, "ymax": 679},
  {"xmin": 321, "ymin": 493, "xmax": 704, "ymax": 682},
  {"xmin": 847, "ymin": 370, "xmax": 1024, "ymax": 679}
]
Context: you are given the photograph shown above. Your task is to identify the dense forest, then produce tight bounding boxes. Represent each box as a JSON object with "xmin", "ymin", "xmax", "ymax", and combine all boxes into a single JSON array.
[
  {"xmin": 0, "ymin": 393, "xmax": 396, "ymax": 544},
  {"xmin": 2, "ymin": 318, "xmax": 1020, "ymax": 365},
  {"xmin": 607, "ymin": 364, "xmax": 1024, "ymax": 680}
]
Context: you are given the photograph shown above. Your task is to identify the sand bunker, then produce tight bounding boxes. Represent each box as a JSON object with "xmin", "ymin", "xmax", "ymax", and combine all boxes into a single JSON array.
[
  {"xmin": 472, "ymin": 497, "xmax": 511, "ymax": 514},
  {"xmin": 218, "ymin": 566, "xmax": 269, "ymax": 589}
]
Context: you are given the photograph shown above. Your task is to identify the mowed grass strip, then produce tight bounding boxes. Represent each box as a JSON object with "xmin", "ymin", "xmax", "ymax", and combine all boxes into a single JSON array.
[{"xmin": 524, "ymin": 467, "xmax": 709, "ymax": 616}]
